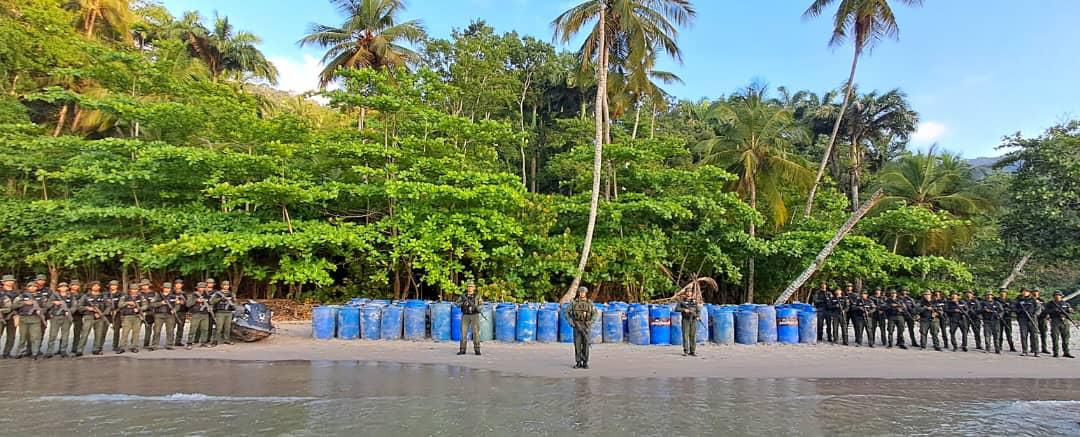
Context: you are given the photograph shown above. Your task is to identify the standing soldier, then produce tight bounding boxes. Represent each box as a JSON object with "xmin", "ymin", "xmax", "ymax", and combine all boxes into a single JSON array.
[
  {"xmin": 173, "ymin": 279, "xmax": 188, "ymax": 347},
  {"xmin": 1044, "ymin": 292, "xmax": 1074, "ymax": 358},
  {"xmin": 1033, "ymin": 289, "xmax": 1051, "ymax": 355},
  {"xmin": 185, "ymin": 283, "xmax": 212, "ymax": 349},
  {"xmin": 900, "ymin": 288, "xmax": 920, "ymax": 348},
  {"xmin": 840, "ymin": 282, "xmax": 856, "ymax": 341},
  {"xmin": 14, "ymin": 283, "xmax": 45, "ymax": 359},
  {"xmin": 43, "ymin": 282, "xmax": 75, "ymax": 358},
  {"xmin": 884, "ymin": 290, "xmax": 908, "ymax": 349},
  {"xmin": 139, "ymin": 279, "xmax": 155, "ymax": 349},
  {"xmin": 210, "ymin": 281, "xmax": 236, "ymax": 346},
  {"xmin": 848, "ymin": 290, "xmax": 873, "ymax": 347},
  {"xmin": 454, "ymin": 281, "xmax": 482, "ymax": 356},
  {"xmin": 932, "ymin": 291, "xmax": 949, "ymax": 349},
  {"xmin": 964, "ymin": 290, "xmax": 983, "ymax": 350},
  {"xmin": 149, "ymin": 282, "xmax": 180, "ymax": 351},
  {"xmin": 675, "ymin": 290, "xmax": 701, "ymax": 356},
  {"xmin": 998, "ymin": 288, "xmax": 1016, "ymax": 352},
  {"xmin": 107, "ymin": 280, "xmax": 124, "ymax": 352},
  {"xmin": 31, "ymin": 276, "xmax": 50, "ymax": 352},
  {"xmin": 1014, "ymin": 288, "xmax": 1041, "ymax": 357},
  {"xmin": 980, "ymin": 292, "xmax": 1003, "ymax": 354},
  {"xmin": 825, "ymin": 288, "xmax": 846, "ymax": 344},
  {"xmin": 565, "ymin": 286, "xmax": 598, "ymax": 369},
  {"xmin": 116, "ymin": 284, "xmax": 147, "ymax": 354},
  {"xmin": 871, "ymin": 288, "xmax": 887, "ymax": 346},
  {"xmin": 917, "ymin": 291, "xmax": 943, "ymax": 351},
  {"xmin": 205, "ymin": 278, "xmax": 217, "ymax": 336},
  {"xmin": 74, "ymin": 281, "xmax": 111, "ymax": 356},
  {"xmin": 945, "ymin": 293, "xmax": 971, "ymax": 352},
  {"xmin": 811, "ymin": 282, "xmax": 829, "ymax": 342},
  {"xmin": 67, "ymin": 280, "xmax": 82, "ymax": 355},
  {"xmin": 1, "ymin": 275, "xmax": 17, "ymax": 359}
]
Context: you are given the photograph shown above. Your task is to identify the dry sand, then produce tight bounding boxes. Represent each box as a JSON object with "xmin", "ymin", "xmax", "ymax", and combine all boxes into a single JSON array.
[{"xmin": 110, "ymin": 322, "xmax": 1080, "ymax": 379}]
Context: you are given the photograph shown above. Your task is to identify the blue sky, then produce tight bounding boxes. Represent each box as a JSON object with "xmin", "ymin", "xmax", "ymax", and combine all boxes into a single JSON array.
[{"xmin": 159, "ymin": 0, "xmax": 1080, "ymax": 158}]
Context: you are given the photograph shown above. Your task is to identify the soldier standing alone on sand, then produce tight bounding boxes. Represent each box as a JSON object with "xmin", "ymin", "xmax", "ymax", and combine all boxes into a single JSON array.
[
  {"xmin": 454, "ymin": 281, "xmax": 482, "ymax": 356},
  {"xmin": 675, "ymin": 290, "xmax": 700, "ymax": 356},
  {"xmin": 1, "ymin": 275, "xmax": 17, "ymax": 358},
  {"xmin": 1044, "ymin": 291, "xmax": 1074, "ymax": 358},
  {"xmin": 566, "ymin": 286, "xmax": 597, "ymax": 369}
]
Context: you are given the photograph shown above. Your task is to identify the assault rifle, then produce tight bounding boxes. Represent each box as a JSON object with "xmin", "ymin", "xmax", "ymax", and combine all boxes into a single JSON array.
[
  {"xmin": 161, "ymin": 294, "xmax": 184, "ymax": 325},
  {"xmin": 1049, "ymin": 301, "xmax": 1080, "ymax": 329}
]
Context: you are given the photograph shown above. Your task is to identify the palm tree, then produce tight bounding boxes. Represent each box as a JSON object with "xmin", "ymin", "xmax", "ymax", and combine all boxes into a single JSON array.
[
  {"xmin": 618, "ymin": 51, "xmax": 681, "ymax": 140},
  {"xmin": 842, "ymin": 89, "xmax": 918, "ymax": 210},
  {"xmin": 298, "ymin": 0, "xmax": 427, "ymax": 87},
  {"xmin": 802, "ymin": 0, "xmax": 923, "ymax": 218},
  {"xmin": 74, "ymin": 0, "xmax": 135, "ymax": 40},
  {"xmin": 696, "ymin": 87, "xmax": 813, "ymax": 302},
  {"xmin": 178, "ymin": 13, "xmax": 279, "ymax": 84}
]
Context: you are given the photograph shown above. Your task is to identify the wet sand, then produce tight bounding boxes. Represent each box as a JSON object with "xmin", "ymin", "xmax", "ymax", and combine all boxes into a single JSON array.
[{"xmin": 97, "ymin": 322, "xmax": 1080, "ymax": 379}]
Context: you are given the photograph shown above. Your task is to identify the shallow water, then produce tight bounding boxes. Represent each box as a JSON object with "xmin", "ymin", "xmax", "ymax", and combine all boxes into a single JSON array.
[{"xmin": 1, "ymin": 359, "xmax": 1078, "ymax": 436}]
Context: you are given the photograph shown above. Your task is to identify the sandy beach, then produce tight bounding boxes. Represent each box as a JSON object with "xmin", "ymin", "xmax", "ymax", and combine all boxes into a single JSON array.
[{"xmin": 95, "ymin": 322, "xmax": 1079, "ymax": 379}]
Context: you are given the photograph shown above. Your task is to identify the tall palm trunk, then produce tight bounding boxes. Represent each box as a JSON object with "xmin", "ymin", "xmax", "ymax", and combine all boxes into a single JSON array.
[
  {"xmin": 804, "ymin": 45, "xmax": 861, "ymax": 217},
  {"xmin": 52, "ymin": 104, "xmax": 69, "ymax": 137},
  {"xmin": 849, "ymin": 138, "xmax": 860, "ymax": 211},
  {"xmin": 85, "ymin": 10, "xmax": 99, "ymax": 38},
  {"xmin": 650, "ymin": 103, "xmax": 657, "ymax": 139},
  {"xmin": 746, "ymin": 175, "xmax": 757, "ymax": 303},
  {"xmin": 631, "ymin": 103, "xmax": 641, "ymax": 139},
  {"xmin": 563, "ymin": 0, "xmax": 607, "ymax": 303}
]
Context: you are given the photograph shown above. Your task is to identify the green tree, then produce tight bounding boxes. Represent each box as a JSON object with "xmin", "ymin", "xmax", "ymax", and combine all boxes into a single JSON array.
[
  {"xmin": 73, "ymin": 0, "xmax": 135, "ymax": 40},
  {"xmin": 177, "ymin": 12, "xmax": 279, "ymax": 84},
  {"xmin": 842, "ymin": 88, "xmax": 918, "ymax": 209}
]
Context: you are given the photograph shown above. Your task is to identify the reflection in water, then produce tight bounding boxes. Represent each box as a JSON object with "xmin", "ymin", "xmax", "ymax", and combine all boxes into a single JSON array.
[{"xmin": 0, "ymin": 359, "xmax": 1078, "ymax": 436}]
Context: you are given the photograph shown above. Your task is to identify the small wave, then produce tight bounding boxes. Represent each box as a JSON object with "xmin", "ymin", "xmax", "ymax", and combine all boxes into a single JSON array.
[{"xmin": 36, "ymin": 393, "xmax": 317, "ymax": 403}]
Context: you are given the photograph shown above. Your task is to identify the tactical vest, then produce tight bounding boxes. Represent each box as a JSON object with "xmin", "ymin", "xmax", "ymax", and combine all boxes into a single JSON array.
[
  {"xmin": 1015, "ymin": 298, "xmax": 1038, "ymax": 320},
  {"xmin": 160, "ymin": 294, "xmax": 184, "ymax": 314},
  {"xmin": 84, "ymin": 294, "xmax": 110, "ymax": 317},
  {"xmin": 190, "ymin": 294, "xmax": 211, "ymax": 313},
  {"xmin": 214, "ymin": 292, "xmax": 235, "ymax": 311},
  {"xmin": 16, "ymin": 294, "xmax": 39, "ymax": 316},
  {"xmin": 569, "ymin": 300, "xmax": 594, "ymax": 323},
  {"xmin": 1045, "ymin": 301, "xmax": 1072, "ymax": 320},
  {"xmin": 46, "ymin": 295, "xmax": 72, "ymax": 319},
  {"xmin": 119, "ymin": 296, "xmax": 143, "ymax": 316}
]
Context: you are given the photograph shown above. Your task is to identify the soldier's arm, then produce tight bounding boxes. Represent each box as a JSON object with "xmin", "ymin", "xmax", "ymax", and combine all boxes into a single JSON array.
[{"xmin": 209, "ymin": 293, "xmax": 222, "ymax": 305}]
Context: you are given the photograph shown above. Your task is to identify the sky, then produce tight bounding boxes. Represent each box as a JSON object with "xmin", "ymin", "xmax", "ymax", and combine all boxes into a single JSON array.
[{"xmin": 158, "ymin": 0, "xmax": 1080, "ymax": 158}]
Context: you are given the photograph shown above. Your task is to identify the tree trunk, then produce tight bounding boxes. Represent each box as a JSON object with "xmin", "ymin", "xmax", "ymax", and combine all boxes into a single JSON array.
[
  {"xmin": 804, "ymin": 45, "xmax": 862, "ymax": 218},
  {"xmin": 70, "ymin": 104, "xmax": 83, "ymax": 134},
  {"xmin": 358, "ymin": 107, "xmax": 366, "ymax": 131},
  {"xmin": 746, "ymin": 176, "xmax": 757, "ymax": 303},
  {"xmin": 52, "ymin": 104, "xmax": 69, "ymax": 137},
  {"xmin": 562, "ymin": 0, "xmax": 607, "ymax": 304},
  {"xmin": 849, "ymin": 138, "xmax": 860, "ymax": 212},
  {"xmin": 85, "ymin": 10, "xmax": 98, "ymax": 38},
  {"xmin": 999, "ymin": 252, "xmax": 1033, "ymax": 290},
  {"xmin": 774, "ymin": 189, "xmax": 884, "ymax": 305},
  {"xmin": 650, "ymin": 103, "xmax": 657, "ymax": 139},
  {"xmin": 520, "ymin": 141, "xmax": 528, "ymax": 188},
  {"xmin": 631, "ymin": 103, "xmax": 641, "ymax": 140}
]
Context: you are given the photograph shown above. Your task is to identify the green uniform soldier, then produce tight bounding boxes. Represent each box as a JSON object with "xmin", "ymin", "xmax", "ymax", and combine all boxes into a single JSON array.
[
  {"xmin": 210, "ymin": 281, "xmax": 236, "ymax": 346},
  {"xmin": 139, "ymin": 279, "xmax": 155, "ymax": 348},
  {"xmin": 1, "ymin": 275, "xmax": 17, "ymax": 358},
  {"xmin": 455, "ymin": 281, "xmax": 482, "ymax": 356},
  {"xmin": 43, "ymin": 282, "xmax": 75, "ymax": 358},
  {"xmin": 917, "ymin": 291, "xmax": 943, "ymax": 351},
  {"xmin": 14, "ymin": 283, "xmax": 45, "ymax": 359},
  {"xmin": 1014, "ymin": 289, "xmax": 1041, "ymax": 357},
  {"xmin": 979, "ymin": 292, "xmax": 1003, "ymax": 354},
  {"xmin": 883, "ymin": 290, "xmax": 907, "ymax": 349},
  {"xmin": 173, "ymin": 279, "xmax": 188, "ymax": 347},
  {"xmin": 997, "ymin": 289, "xmax": 1016, "ymax": 352},
  {"xmin": 116, "ymin": 284, "xmax": 147, "ymax": 353},
  {"xmin": 565, "ymin": 286, "xmax": 598, "ymax": 369},
  {"xmin": 67, "ymin": 280, "xmax": 82, "ymax": 355},
  {"xmin": 107, "ymin": 280, "xmax": 124, "ymax": 352},
  {"xmin": 675, "ymin": 290, "xmax": 701, "ymax": 356},
  {"xmin": 205, "ymin": 278, "xmax": 217, "ymax": 336},
  {"xmin": 1033, "ymin": 289, "xmax": 1051, "ymax": 355},
  {"xmin": 75, "ymin": 281, "xmax": 112, "ymax": 356},
  {"xmin": 186, "ymin": 284, "xmax": 212, "ymax": 349},
  {"xmin": 150, "ymin": 282, "xmax": 183, "ymax": 351},
  {"xmin": 1044, "ymin": 292, "xmax": 1074, "ymax": 358}
]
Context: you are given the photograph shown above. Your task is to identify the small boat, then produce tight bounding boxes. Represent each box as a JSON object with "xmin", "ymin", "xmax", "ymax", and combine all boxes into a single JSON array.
[{"xmin": 231, "ymin": 301, "xmax": 275, "ymax": 342}]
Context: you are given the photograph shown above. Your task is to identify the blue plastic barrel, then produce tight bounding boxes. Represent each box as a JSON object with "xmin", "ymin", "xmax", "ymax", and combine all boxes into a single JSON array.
[
  {"xmin": 798, "ymin": 308, "xmax": 817, "ymax": 344},
  {"xmin": 711, "ymin": 307, "xmax": 735, "ymax": 344},
  {"xmin": 736, "ymin": 310, "xmax": 759, "ymax": 344},
  {"xmin": 495, "ymin": 303, "xmax": 517, "ymax": 342},
  {"xmin": 559, "ymin": 303, "xmax": 573, "ymax": 343},
  {"xmin": 536, "ymin": 307, "xmax": 558, "ymax": 343},
  {"xmin": 669, "ymin": 309, "xmax": 683, "ymax": 345},
  {"xmin": 479, "ymin": 304, "xmax": 495, "ymax": 341},
  {"xmin": 603, "ymin": 310, "xmax": 624, "ymax": 343},
  {"xmin": 336, "ymin": 306, "xmax": 360, "ymax": 340},
  {"xmin": 777, "ymin": 307, "xmax": 799, "ymax": 344},
  {"xmin": 403, "ymin": 302, "xmax": 427, "ymax": 341},
  {"xmin": 739, "ymin": 304, "xmax": 758, "ymax": 312},
  {"xmin": 756, "ymin": 306, "xmax": 777, "ymax": 344},
  {"xmin": 516, "ymin": 304, "xmax": 537, "ymax": 342},
  {"xmin": 451, "ymin": 305, "xmax": 463, "ymax": 341},
  {"xmin": 381, "ymin": 305, "xmax": 403, "ymax": 340},
  {"xmin": 361, "ymin": 305, "xmax": 382, "ymax": 340},
  {"xmin": 313, "ymin": 306, "xmax": 336, "ymax": 340},
  {"xmin": 628, "ymin": 305, "xmax": 650, "ymax": 345},
  {"xmin": 697, "ymin": 305, "xmax": 710, "ymax": 344},
  {"xmin": 649, "ymin": 305, "xmax": 672, "ymax": 345},
  {"xmin": 430, "ymin": 303, "xmax": 451, "ymax": 342},
  {"xmin": 590, "ymin": 304, "xmax": 604, "ymax": 344}
]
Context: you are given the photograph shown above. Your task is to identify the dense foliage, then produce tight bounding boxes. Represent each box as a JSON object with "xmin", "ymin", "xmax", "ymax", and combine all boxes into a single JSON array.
[{"xmin": 0, "ymin": 0, "xmax": 1075, "ymax": 303}]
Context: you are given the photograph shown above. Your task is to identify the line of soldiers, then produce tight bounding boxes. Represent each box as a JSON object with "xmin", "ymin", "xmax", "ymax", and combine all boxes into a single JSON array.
[
  {"xmin": 0, "ymin": 274, "xmax": 239, "ymax": 359},
  {"xmin": 811, "ymin": 282, "xmax": 1075, "ymax": 358}
]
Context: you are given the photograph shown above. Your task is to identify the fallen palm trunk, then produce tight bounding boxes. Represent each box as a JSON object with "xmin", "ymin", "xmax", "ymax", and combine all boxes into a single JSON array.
[{"xmin": 998, "ymin": 252, "xmax": 1033, "ymax": 290}]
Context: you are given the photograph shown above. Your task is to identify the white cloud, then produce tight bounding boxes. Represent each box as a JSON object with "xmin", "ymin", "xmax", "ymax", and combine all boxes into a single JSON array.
[
  {"xmin": 913, "ymin": 121, "xmax": 946, "ymax": 143},
  {"xmin": 268, "ymin": 54, "xmax": 324, "ymax": 95}
]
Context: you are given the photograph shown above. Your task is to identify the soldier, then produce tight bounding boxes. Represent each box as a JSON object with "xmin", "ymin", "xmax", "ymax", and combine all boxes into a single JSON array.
[
  {"xmin": 675, "ymin": 290, "xmax": 701, "ymax": 356},
  {"xmin": 1033, "ymin": 289, "xmax": 1051, "ymax": 355},
  {"xmin": 210, "ymin": 281, "xmax": 236, "ymax": 346},
  {"xmin": 933, "ymin": 290, "xmax": 950, "ymax": 349},
  {"xmin": 31, "ymin": 276, "xmax": 50, "ymax": 352},
  {"xmin": 185, "ymin": 283, "xmax": 212, "ymax": 349},
  {"xmin": 1, "ymin": 275, "xmax": 17, "ymax": 358},
  {"xmin": 848, "ymin": 290, "xmax": 874, "ymax": 347},
  {"xmin": 14, "ymin": 283, "xmax": 45, "ymax": 359},
  {"xmin": 565, "ymin": 286, "xmax": 598, "ymax": 369},
  {"xmin": 33, "ymin": 274, "xmax": 50, "ymax": 295},
  {"xmin": 67, "ymin": 279, "xmax": 83, "ymax": 355},
  {"xmin": 43, "ymin": 282, "xmax": 75, "ymax": 358},
  {"xmin": 116, "ymin": 284, "xmax": 147, "ymax": 354},
  {"xmin": 997, "ymin": 288, "xmax": 1016, "ymax": 352},
  {"xmin": 917, "ymin": 290, "xmax": 943, "ymax": 351},
  {"xmin": 979, "ymin": 292, "xmax": 1003, "ymax": 354},
  {"xmin": 811, "ymin": 282, "xmax": 829, "ymax": 342},
  {"xmin": 139, "ymin": 279, "xmax": 155, "ymax": 348},
  {"xmin": 1044, "ymin": 292, "xmax": 1074, "ymax": 358},
  {"xmin": 173, "ymin": 279, "xmax": 188, "ymax": 347},
  {"xmin": 74, "ymin": 281, "xmax": 111, "ymax": 356},
  {"xmin": 945, "ymin": 293, "xmax": 971, "ymax": 352},
  {"xmin": 871, "ymin": 288, "xmax": 888, "ymax": 346},
  {"xmin": 824, "ymin": 287, "xmax": 846, "ymax": 344},
  {"xmin": 107, "ymin": 280, "xmax": 124, "ymax": 352},
  {"xmin": 205, "ymin": 278, "xmax": 217, "ymax": 336},
  {"xmin": 884, "ymin": 290, "xmax": 907, "ymax": 349},
  {"xmin": 964, "ymin": 290, "xmax": 983, "ymax": 350},
  {"xmin": 454, "ymin": 281, "xmax": 482, "ymax": 356},
  {"xmin": 1014, "ymin": 288, "xmax": 1041, "ymax": 357},
  {"xmin": 149, "ymin": 282, "xmax": 181, "ymax": 351},
  {"xmin": 900, "ymin": 288, "xmax": 919, "ymax": 348},
  {"xmin": 840, "ymin": 282, "xmax": 856, "ymax": 342}
]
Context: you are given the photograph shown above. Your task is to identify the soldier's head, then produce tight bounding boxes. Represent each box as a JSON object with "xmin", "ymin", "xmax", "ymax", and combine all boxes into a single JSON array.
[
  {"xmin": 162, "ymin": 282, "xmax": 173, "ymax": 295},
  {"xmin": 128, "ymin": 284, "xmax": 139, "ymax": 295},
  {"xmin": 577, "ymin": 286, "xmax": 588, "ymax": 299},
  {"xmin": 205, "ymin": 278, "xmax": 216, "ymax": 290},
  {"xmin": 860, "ymin": 290, "xmax": 869, "ymax": 298},
  {"xmin": 89, "ymin": 281, "xmax": 102, "ymax": 294},
  {"xmin": 922, "ymin": 291, "xmax": 931, "ymax": 300},
  {"xmin": 901, "ymin": 288, "xmax": 910, "ymax": 297},
  {"xmin": 1032, "ymin": 288, "xmax": 1042, "ymax": 298},
  {"xmin": 173, "ymin": 279, "xmax": 184, "ymax": 291},
  {"xmin": 873, "ymin": 288, "xmax": 882, "ymax": 297},
  {"xmin": 108, "ymin": 280, "xmax": 120, "ymax": 292},
  {"xmin": 819, "ymin": 281, "xmax": 827, "ymax": 289},
  {"xmin": 70, "ymin": 280, "xmax": 81, "ymax": 293},
  {"xmin": 1054, "ymin": 291, "xmax": 1065, "ymax": 302},
  {"xmin": 964, "ymin": 290, "xmax": 974, "ymax": 299},
  {"xmin": 845, "ymin": 282, "xmax": 854, "ymax": 292},
  {"xmin": 1021, "ymin": 288, "xmax": 1031, "ymax": 297},
  {"xmin": 999, "ymin": 289, "xmax": 1008, "ymax": 299},
  {"xmin": 196, "ymin": 282, "xmax": 207, "ymax": 293},
  {"xmin": 57, "ymin": 282, "xmax": 69, "ymax": 294},
  {"xmin": 833, "ymin": 287, "xmax": 843, "ymax": 296},
  {"xmin": 221, "ymin": 280, "xmax": 231, "ymax": 291},
  {"xmin": 887, "ymin": 289, "xmax": 897, "ymax": 298},
  {"xmin": 465, "ymin": 281, "xmax": 476, "ymax": 295},
  {"xmin": 26, "ymin": 282, "xmax": 38, "ymax": 292},
  {"xmin": 34, "ymin": 274, "xmax": 47, "ymax": 286},
  {"xmin": 1, "ymin": 274, "xmax": 14, "ymax": 289},
  {"xmin": 139, "ymin": 279, "xmax": 152, "ymax": 292}
]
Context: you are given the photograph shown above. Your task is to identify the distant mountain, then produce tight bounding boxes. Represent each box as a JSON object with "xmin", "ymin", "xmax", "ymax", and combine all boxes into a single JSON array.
[{"xmin": 966, "ymin": 155, "xmax": 1018, "ymax": 178}]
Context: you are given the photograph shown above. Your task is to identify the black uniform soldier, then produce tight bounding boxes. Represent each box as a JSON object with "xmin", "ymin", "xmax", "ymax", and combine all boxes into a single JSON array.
[
  {"xmin": 1044, "ymin": 292, "xmax": 1074, "ymax": 358},
  {"xmin": 210, "ymin": 281, "xmax": 236, "ymax": 346},
  {"xmin": 455, "ymin": 281, "xmax": 482, "ymax": 356},
  {"xmin": 825, "ymin": 288, "xmax": 847, "ymax": 344},
  {"xmin": 43, "ymin": 282, "xmax": 75, "ymax": 358},
  {"xmin": 964, "ymin": 290, "xmax": 983, "ymax": 350},
  {"xmin": 932, "ymin": 291, "xmax": 949, "ymax": 349},
  {"xmin": 945, "ymin": 293, "xmax": 972, "ymax": 352},
  {"xmin": 107, "ymin": 280, "xmax": 124, "ymax": 352},
  {"xmin": 998, "ymin": 288, "xmax": 1016, "ymax": 352},
  {"xmin": 1014, "ymin": 288, "xmax": 1041, "ymax": 357},
  {"xmin": 67, "ymin": 279, "xmax": 82, "ymax": 355},
  {"xmin": 75, "ymin": 281, "xmax": 111, "ymax": 356},
  {"xmin": 848, "ymin": 290, "xmax": 874, "ymax": 347},
  {"xmin": 675, "ymin": 290, "xmax": 701, "ymax": 356},
  {"xmin": 978, "ymin": 292, "xmax": 1003, "ymax": 354},
  {"xmin": 186, "ymin": 283, "xmax": 212, "ymax": 349},
  {"xmin": 900, "ymin": 288, "xmax": 919, "ymax": 348},
  {"xmin": 149, "ymin": 282, "xmax": 181, "ymax": 351},
  {"xmin": 917, "ymin": 291, "xmax": 943, "ymax": 351},
  {"xmin": 565, "ymin": 286, "xmax": 598, "ymax": 369},
  {"xmin": 872, "ymin": 288, "xmax": 887, "ymax": 346},
  {"xmin": 840, "ymin": 282, "xmax": 856, "ymax": 342},
  {"xmin": 14, "ymin": 283, "xmax": 45, "ymax": 359},
  {"xmin": 139, "ymin": 279, "xmax": 155, "ymax": 348},
  {"xmin": 1033, "ymin": 289, "xmax": 1050, "ymax": 355},
  {"xmin": 1, "ymin": 275, "xmax": 17, "ymax": 358},
  {"xmin": 884, "ymin": 290, "xmax": 907, "ymax": 349},
  {"xmin": 811, "ymin": 282, "xmax": 829, "ymax": 342},
  {"xmin": 116, "ymin": 284, "xmax": 147, "ymax": 353}
]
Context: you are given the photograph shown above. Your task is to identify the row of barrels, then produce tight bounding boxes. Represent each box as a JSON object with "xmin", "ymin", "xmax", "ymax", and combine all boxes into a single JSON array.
[{"xmin": 312, "ymin": 300, "xmax": 821, "ymax": 345}]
